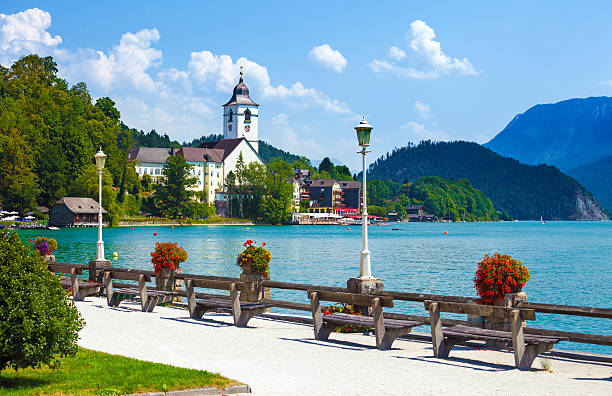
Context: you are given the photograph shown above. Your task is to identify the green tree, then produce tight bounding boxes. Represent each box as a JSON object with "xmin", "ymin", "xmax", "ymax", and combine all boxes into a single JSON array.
[
  {"xmin": 259, "ymin": 196, "xmax": 291, "ymax": 224},
  {"xmin": 0, "ymin": 129, "xmax": 40, "ymax": 212},
  {"xmin": 155, "ymin": 155, "xmax": 197, "ymax": 218},
  {"xmin": 141, "ymin": 173, "xmax": 153, "ymax": 192},
  {"xmin": 0, "ymin": 230, "xmax": 84, "ymax": 370},
  {"xmin": 318, "ymin": 157, "xmax": 334, "ymax": 175}
]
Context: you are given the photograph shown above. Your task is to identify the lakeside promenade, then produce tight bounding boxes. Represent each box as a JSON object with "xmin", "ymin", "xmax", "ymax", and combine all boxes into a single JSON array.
[{"xmin": 76, "ymin": 297, "xmax": 611, "ymax": 395}]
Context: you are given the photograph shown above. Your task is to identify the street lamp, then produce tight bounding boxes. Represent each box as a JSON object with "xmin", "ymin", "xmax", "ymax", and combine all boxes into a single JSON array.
[
  {"xmin": 355, "ymin": 118, "xmax": 373, "ymax": 279},
  {"xmin": 94, "ymin": 148, "xmax": 106, "ymax": 262}
]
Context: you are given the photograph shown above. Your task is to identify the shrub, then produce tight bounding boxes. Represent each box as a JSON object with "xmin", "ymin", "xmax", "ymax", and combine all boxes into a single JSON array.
[
  {"xmin": 473, "ymin": 253, "xmax": 531, "ymax": 304},
  {"xmin": 151, "ymin": 242, "xmax": 188, "ymax": 273},
  {"xmin": 0, "ymin": 230, "xmax": 84, "ymax": 370}
]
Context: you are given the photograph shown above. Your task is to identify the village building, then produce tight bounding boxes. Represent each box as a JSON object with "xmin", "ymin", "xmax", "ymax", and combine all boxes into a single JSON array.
[
  {"xmin": 130, "ymin": 73, "xmax": 264, "ymax": 204},
  {"xmin": 49, "ymin": 197, "xmax": 107, "ymax": 227},
  {"xmin": 337, "ymin": 180, "xmax": 361, "ymax": 210},
  {"xmin": 176, "ymin": 147, "xmax": 224, "ymax": 203},
  {"xmin": 308, "ymin": 179, "xmax": 342, "ymax": 213},
  {"xmin": 129, "ymin": 147, "xmax": 174, "ymax": 183}
]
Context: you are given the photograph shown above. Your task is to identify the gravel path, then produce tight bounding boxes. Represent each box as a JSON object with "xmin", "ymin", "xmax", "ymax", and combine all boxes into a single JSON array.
[{"xmin": 76, "ymin": 297, "xmax": 611, "ymax": 395}]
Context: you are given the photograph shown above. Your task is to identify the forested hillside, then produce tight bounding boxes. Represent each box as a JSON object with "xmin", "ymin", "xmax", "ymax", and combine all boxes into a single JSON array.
[
  {"xmin": 258, "ymin": 141, "xmax": 302, "ymax": 164},
  {"xmin": 366, "ymin": 141, "xmax": 608, "ymax": 220},
  {"xmin": 0, "ymin": 55, "xmax": 141, "ymax": 217},
  {"xmin": 367, "ymin": 177, "xmax": 499, "ymax": 221},
  {"xmin": 128, "ymin": 127, "xmax": 301, "ymax": 165}
]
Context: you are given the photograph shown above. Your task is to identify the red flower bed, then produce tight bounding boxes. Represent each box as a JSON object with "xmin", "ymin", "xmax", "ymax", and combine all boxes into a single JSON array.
[
  {"xmin": 151, "ymin": 242, "xmax": 187, "ymax": 273},
  {"xmin": 473, "ymin": 253, "xmax": 530, "ymax": 305}
]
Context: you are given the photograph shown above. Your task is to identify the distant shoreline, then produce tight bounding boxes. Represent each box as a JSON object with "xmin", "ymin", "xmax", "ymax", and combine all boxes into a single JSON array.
[{"xmin": 118, "ymin": 222, "xmax": 255, "ymax": 227}]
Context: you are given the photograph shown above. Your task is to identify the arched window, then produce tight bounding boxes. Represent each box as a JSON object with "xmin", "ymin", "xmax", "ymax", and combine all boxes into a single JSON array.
[
  {"xmin": 228, "ymin": 109, "xmax": 233, "ymax": 122},
  {"xmin": 244, "ymin": 108, "xmax": 251, "ymax": 123}
]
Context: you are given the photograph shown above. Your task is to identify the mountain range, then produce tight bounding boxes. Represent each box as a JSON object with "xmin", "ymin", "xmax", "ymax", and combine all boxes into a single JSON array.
[
  {"xmin": 485, "ymin": 96, "xmax": 612, "ymax": 212},
  {"xmin": 365, "ymin": 141, "xmax": 607, "ymax": 220},
  {"xmin": 567, "ymin": 155, "xmax": 612, "ymax": 213},
  {"xmin": 485, "ymin": 96, "xmax": 612, "ymax": 171}
]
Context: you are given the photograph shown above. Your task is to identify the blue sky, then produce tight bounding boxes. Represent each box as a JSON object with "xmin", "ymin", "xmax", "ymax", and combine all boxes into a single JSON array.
[{"xmin": 2, "ymin": 2, "xmax": 612, "ymax": 170}]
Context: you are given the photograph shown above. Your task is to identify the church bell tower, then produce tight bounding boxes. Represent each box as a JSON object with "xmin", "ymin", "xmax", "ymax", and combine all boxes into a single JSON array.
[{"xmin": 223, "ymin": 68, "xmax": 259, "ymax": 152}]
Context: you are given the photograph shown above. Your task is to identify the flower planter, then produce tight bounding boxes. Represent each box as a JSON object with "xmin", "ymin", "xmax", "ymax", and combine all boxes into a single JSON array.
[
  {"xmin": 510, "ymin": 284, "xmax": 523, "ymax": 293},
  {"xmin": 42, "ymin": 254, "xmax": 55, "ymax": 263}
]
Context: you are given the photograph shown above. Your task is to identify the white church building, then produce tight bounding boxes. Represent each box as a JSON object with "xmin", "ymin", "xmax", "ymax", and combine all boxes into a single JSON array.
[{"xmin": 130, "ymin": 71, "xmax": 264, "ymax": 203}]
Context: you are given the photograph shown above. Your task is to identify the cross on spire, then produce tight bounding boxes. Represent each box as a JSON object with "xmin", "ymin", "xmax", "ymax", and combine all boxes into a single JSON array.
[{"xmin": 239, "ymin": 65, "xmax": 244, "ymax": 81}]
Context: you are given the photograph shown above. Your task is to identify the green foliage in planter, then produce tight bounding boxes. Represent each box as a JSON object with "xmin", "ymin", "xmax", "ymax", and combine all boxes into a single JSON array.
[
  {"xmin": 0, "ymin": 230, "xmax": 84, "ymax": 370},
  {"xmin": 236, "ymin": 240, "xmax": 271, "ymax": 276}
]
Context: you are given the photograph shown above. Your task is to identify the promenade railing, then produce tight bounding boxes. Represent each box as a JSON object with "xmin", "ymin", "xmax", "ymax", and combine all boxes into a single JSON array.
[{"xmin": 53, "ymin": 262, "xmax": 612, "ymax": 348}]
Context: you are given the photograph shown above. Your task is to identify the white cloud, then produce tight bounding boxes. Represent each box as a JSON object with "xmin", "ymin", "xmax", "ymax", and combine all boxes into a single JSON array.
[
  {"xmin": 401, "ymin": 121, "xmax": 452, "ymax": 142},
  {"xmin": 370, "ymin": 20, "xmax": 479, "ymax": 79},
  {"xmin": 601, "ymin": 80, "xmax": 612, "ymax": 87},
  {"xmin": 188, "ymin": 51, "xmax": 351, "ymax": 114},
  {"xmin": 308, "ymin": 44, "xmax": 347, "ymax": 73},
  {"xmin": 269, "ymin": 113, "xmax": 325, "ymax": 158},
  {"xmin": 0, "ymin": 8, "xmax": 62, "ymax": 65},
  {"xmin": 388, "ymin": 46, "xmax": 406, "ymax": 61},
  {"xmin": 414, "ymin": 100, "xmax": 431, "ymax": 119},
  {"xmin": 62, "ymin": 28, "xmax": 162, "ymax": 93},
  {"xmin": 0, "ymin": 8, "xmax": 352, "ymax": 145}
]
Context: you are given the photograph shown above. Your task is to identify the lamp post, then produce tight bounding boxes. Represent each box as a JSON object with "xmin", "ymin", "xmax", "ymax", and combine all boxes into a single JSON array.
[
  {"xmin": 355, "ymin": 118, "xmax": 373, "ymax": 279},
  {"xmin": 94, "ymin": 148, "xmax": 106, "ymax": 262}
]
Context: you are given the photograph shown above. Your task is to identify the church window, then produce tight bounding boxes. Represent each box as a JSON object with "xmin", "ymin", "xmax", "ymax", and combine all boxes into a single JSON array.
[
  {"xmin": 244, "ymin": 109, "xmax": 251, "ymax": 123},
  {"xmin": 228, "ymin": 109, "xmax": 233, "ymax": 122}
]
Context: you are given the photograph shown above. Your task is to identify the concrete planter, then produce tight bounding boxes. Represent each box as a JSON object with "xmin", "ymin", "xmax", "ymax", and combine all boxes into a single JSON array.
[
  {"xmin": 42, "ymin": 254, "xmax": 55, "ymax": 263},
  {"xmin": 156, "ymin": 267, "xmax": 183, "ymax": 302},
  {"xmin": 239, "ymin": 271, "xmax": 270, "ymax": 305}
]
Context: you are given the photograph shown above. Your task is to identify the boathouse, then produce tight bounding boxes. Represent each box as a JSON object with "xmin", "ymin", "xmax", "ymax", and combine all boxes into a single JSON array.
[{"xmin": 49, "ymin": 197, "xmax": 107, "ymax": 227}]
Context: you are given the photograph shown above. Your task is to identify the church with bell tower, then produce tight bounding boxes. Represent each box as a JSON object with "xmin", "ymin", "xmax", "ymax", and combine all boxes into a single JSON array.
[{"xmin": 223, "ymin": 68, "xmax": 259, "ymax": 153}]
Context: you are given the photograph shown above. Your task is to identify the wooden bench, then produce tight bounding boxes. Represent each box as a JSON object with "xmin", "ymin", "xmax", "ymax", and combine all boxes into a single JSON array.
[
  {"xmin": 185, "ymin": 278, "xmax": 272, "ymax": 327},
  {"xmin": 308, "ymin": 290, "xmax": 423, "ymax": 350},
  {"xmin": 103, "ymin": 270, "xmax": 176, "ymax": 312},
  {"xmin": 424, "ymin": 300, "xmax": 568, "ymax": 370},
  {"xmin": 48, "ymin": 263, "xmax": 101, "ymax": 301}
]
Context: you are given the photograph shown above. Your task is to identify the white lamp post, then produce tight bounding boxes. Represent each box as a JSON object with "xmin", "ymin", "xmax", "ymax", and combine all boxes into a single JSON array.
[
  {"xmin": 355, "ymin": 118, "xmax": 373, "ymax": 279},
  {"xmin": 94, "ymin": 148, "xmax": 106, "ymax": 261}
]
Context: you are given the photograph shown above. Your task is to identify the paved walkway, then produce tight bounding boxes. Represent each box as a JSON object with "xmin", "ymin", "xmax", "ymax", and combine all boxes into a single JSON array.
[{"xmin": 76, "ymin": 297, "xmax": 611, "ymax": 395}]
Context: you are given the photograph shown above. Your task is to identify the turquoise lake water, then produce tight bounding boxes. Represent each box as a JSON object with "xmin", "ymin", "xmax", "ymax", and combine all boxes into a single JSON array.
[{"xmin": 17, "ymin": 221, "xmax": 611, "ymax": 355}]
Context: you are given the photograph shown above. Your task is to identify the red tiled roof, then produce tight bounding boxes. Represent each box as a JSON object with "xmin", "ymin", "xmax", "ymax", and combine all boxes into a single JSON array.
[{"xmin": 178, "ymin": 147, "xmax": 224, "ymax": 163}]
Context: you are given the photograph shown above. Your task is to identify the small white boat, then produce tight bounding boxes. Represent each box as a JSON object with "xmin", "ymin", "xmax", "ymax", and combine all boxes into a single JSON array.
[{"xmin": 47, "ymin": 226, "xmax": 60, "ymax": 230}]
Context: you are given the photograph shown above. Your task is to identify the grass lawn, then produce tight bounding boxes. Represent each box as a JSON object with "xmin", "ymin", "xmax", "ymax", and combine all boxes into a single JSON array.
[{"xmin": 0, "ymin": 348, "xmax": 238, "ymax": 395}]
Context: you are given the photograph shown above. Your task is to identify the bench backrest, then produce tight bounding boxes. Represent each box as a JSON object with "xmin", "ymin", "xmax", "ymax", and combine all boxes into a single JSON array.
[
  {"xmin": 185, "ymin": 278, "xmax": 251, "ymax": 292},
  {"xmin": 424, "ymin": 300, "xmax": 536, "ymax": 321},
  {"xmin": 308, "ymin": 290, "xmax": 394, "ymax": 308},
  {"xmin": 48, "ymin": 263, "xmax": 83, "ymax": 275},
  {"xmin": 105, "ymin": 270, "xmax": 152, "ymax": 283}
]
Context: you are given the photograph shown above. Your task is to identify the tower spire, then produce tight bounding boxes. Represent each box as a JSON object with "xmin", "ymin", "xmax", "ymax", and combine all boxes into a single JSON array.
[{"xmin": 239, "ymin": 66, "xmax": 244, "ymax": 82}]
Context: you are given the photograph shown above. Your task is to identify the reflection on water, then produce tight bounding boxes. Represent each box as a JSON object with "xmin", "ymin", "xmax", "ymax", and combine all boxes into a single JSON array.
[{"xmin": 17, "ymin": 221, "xmax": 612, "ymax": 355}]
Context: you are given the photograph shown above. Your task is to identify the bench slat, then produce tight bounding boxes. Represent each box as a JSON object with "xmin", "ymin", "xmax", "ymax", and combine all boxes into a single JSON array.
[
  {"xmin": 196, "ymin": 298, "xmax": 272, "ymax": 311},
  {"xmin": 308, "ymin": 290, "xmax": 394, "ymax": 308},
  {"xmin": 443, "ymin": 325, "xmax": 566, "ymax": 344},
  {"xmin": 323, "ymin": 312, "xmax": 421, "ymax": 330},
  {"xmin": 49, "ymin": 264, "xmax": 83, "ymax": 275},
  {"xmin": 183, "ymin": 278, "xmax": 252, "ymax": 292},
  {"xmin": 424, "ymin": 300, "xmax": 536, "ymax": 321}
]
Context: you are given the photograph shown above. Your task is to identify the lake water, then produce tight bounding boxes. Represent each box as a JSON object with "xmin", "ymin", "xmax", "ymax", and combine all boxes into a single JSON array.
[{"xmin": 17, "ymin": 221, "xmax": 611, "ymax": 355}]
